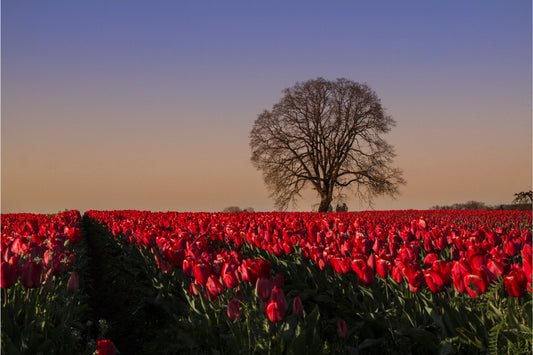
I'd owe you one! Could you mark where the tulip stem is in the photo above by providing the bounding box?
[384,278,389,301]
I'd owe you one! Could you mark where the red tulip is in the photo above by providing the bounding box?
[357,264,375,286]
[452,259,470,293]
[52,253,69,276]
[222,268,240,289]
[402,262,423,292]
[376,257,391,279]
[182,258,193,277]
[193,262,211,286]
[424,269,445,293]
[504,239,522,257]
[350,258,366,275]
[189,281,201,296]
[292,296,304,318]
[97,339,117,355]
[66,227,82,244]
[255,277,273,302]
[1,259,18,289]
[20,260,42,288]
[331,256,346,274]
[269,243,285,257]
[423,253,438,267]
[67,271,79,294]
[486,258,504,280]
[504,269,527,297]
[266,300,284,322]
[241,259,271,286]
[463,274,488,297]
[270,285,288,312]
[227,299,241,321]
[431,260,452,286]
[206,275,224,297]
[337,319,348,339]
[392,264,404,284]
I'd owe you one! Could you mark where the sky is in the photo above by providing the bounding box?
[1,0,531,213]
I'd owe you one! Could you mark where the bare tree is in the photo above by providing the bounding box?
[250,77,406,212]
[513,191,533,204]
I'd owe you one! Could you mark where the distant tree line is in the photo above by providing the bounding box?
[431,191,532,211]
[222,206,255,213]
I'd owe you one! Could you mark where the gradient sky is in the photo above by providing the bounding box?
[2,1,531,213]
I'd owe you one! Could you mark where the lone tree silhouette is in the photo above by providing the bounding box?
[513,190,532,204]
[250,77,405,212]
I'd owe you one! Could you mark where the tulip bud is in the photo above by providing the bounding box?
[1,259,18,289]
[20,260,42,288]
[270,286,288,312]
[206,275,224,298]
[67,271,79,294]
[292,296,304,318]
[227,299,241,321]
[255,277,273,302]
[189,281,201,296]
[337,319,348,339]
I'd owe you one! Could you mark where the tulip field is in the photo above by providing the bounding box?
[1,209,532,354]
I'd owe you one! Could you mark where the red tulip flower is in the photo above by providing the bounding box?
[193,262,211,286]
[504,239,522,257]
[266,300,284,322]
[222,268,240,289]
[241,259,271,286]
[97,339,117,355]
[357,265,375,286]
[182,258,194,277]
[255,277,273,302]
[392,265,404,284]
[270,285,288,312]
[66,227,82,244]
[227,299,241,320]
[504,269,527,297]
[1,259,18,289]
[206,275,224,298]
[67,271,79,294]
[376,257,391,279]
[423,253,438,267]
[431,260,452,286]
[189,281,201,296]
[486,258,504,280]
[337,319,348,339]
[292,296,304,318]
[423,269,445,293]
[464,274,488,297]
[20,260,42,288]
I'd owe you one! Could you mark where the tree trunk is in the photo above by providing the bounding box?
[318,194,332,212]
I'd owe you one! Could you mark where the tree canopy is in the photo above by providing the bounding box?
[250,77,405,212]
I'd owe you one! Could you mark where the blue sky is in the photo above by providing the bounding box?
[2,1,531,212]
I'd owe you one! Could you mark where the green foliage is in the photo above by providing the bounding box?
[1,226,93,354]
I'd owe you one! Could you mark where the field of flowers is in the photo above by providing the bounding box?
[1,209,532,354]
